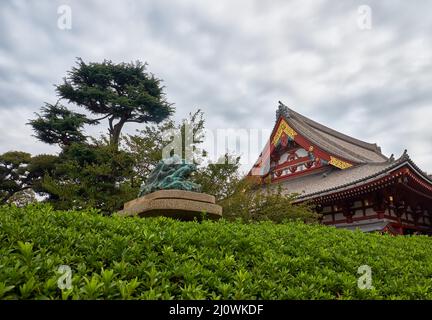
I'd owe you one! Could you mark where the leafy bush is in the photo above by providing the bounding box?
[193,154,242,201]
[41,142,137,213]
[1,204,432,300]
[124,110,242,202]
[220,180,321,223]
[0,152,57,205]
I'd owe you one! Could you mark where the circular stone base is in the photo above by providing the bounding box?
[117,189,222,220]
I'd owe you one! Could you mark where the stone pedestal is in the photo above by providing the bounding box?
[117,189,222,220]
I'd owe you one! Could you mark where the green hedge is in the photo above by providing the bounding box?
[1,204,432,299]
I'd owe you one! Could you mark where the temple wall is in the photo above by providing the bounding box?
[314,192,432,235]
[365,208,375,216]
[353,201,362,208]
[322,206,332,213]
[334,213,344,221]
[322,214,332,223]
[352,210,363,218]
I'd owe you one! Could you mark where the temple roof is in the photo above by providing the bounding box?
[276,152,432,201]
[252,102,432,200]
[277,102,388,164]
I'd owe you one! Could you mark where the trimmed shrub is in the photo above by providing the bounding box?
[1,204,432,300]
[220,180,321,223]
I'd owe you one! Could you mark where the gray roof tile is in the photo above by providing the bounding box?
[280,103,388,163]
[275,152,432,200]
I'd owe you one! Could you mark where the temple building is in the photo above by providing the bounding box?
[249,102,432,235]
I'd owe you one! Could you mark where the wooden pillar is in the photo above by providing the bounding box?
[341,201,354,223]
[373,191,386,219]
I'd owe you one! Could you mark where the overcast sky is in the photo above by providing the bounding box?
[1,0,431,173]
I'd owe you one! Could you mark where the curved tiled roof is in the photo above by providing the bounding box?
[277,152,432,200]
[279,103,388,164]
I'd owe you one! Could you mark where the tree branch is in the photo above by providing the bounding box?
[124,119,146,124]
[91,113,112,122]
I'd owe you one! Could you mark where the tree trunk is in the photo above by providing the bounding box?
[111,119,126,149]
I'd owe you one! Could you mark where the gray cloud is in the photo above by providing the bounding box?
[0,0,431,172]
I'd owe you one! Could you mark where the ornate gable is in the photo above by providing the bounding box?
[264,111,353,182]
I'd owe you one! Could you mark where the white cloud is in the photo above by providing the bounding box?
[0,0,432,174]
